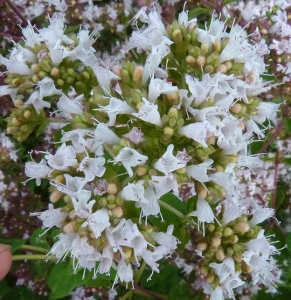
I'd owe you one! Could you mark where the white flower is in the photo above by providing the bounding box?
[61,129,89,153]
[222,204,242,225]
[89,123,121,155]
[196,17,228,47]
[52,174,87,198]
[179,123,208,148]
[83,208,110,239]
[120,181,148,203]
[150,225,178,251]
[154,144,186,175]
[141,246,168,274]
[132,97,163,127]
[135,186,160,220]
[78,156,106,181]
[98,97,136,126]
[57,93,84,115]
[45,143,77,171]
[96,248,113,275]
[25,158,51,186]
[148,78,177,103]
[92,66,120,93]
[186,159,213,183]
[113,147,148,177]
[119,220,148,256]
[71,191,95,219]
[49,232,78,259]
[24,90,51,114]
[0,53,34,76]
[188,198,215,235]
[114,260,133,287]
[210,287,224,300]
[250,102,279,124]
[249,208,274,227]
[31,204,68,228]
[150,174,179,199]
[209,257,244,299]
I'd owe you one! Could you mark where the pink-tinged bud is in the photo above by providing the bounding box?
[197,242,208,251]
[211,236,221,248]
[107,183,118,195]
[215,249,225,261]
[233,222,250,234]
[230,103,242,113]
[50,190,63,203]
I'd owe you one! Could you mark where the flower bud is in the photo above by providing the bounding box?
[111,206,123,218]
[230,103,242,114]
[50,190,63,203]
[211,236,221,248]
[233,222,250,234]
[50,67,60,77]
[23,110,32,119]
[136,166,147,176]
[15,99,24,107]
[107,183,118,195]
[215,248,225,261]
[173,29,183,43]
[63,222,76,233]
[186,55,196,67]
[197,56,206,66]
[197,242,208,251]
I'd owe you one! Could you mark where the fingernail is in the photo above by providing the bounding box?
[0,244,11,253]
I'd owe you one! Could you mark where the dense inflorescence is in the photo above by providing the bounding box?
[0,2,286,300]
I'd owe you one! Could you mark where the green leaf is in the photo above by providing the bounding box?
[30,228,50,250]
[160,193,187,221]
[48,260,115,299]
[188,7,211,19]
[36,119,50,137]
[64,25,80,34]
[6,239,26,254]
[0,280,10,298]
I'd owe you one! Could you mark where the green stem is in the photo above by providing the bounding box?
[158,199,186,219]
[12,254,56,261]
[120,290,133,300]
[135,260,146,283]
[20,245,50,254]
[103,144,116,158]
[134,284,168,300]
[49,118,70,123]
[158,199,194,225]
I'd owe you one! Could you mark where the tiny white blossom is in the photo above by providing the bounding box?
[113,147,148,177]
[132,97,163,127]
[25,158,51,186]
[154,144,186,175]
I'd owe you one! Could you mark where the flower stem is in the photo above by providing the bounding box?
[120,290,133,300]
[103,144,116,158]
[49,118,70,123]
[5,0,28,26]
[135,260,146,283]
[12,254,56,261]
[20,245,50,254]
[158,199,185,219]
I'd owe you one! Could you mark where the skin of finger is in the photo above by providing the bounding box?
[0,248,12,280]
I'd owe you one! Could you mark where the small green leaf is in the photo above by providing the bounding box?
[6,239,26,254]
[30,228,50,250]
[36,119,50,137]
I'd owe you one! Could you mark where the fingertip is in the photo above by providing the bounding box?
[0,244,12,281]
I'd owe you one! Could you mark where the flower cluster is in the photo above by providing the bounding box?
[0,3,284,300]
